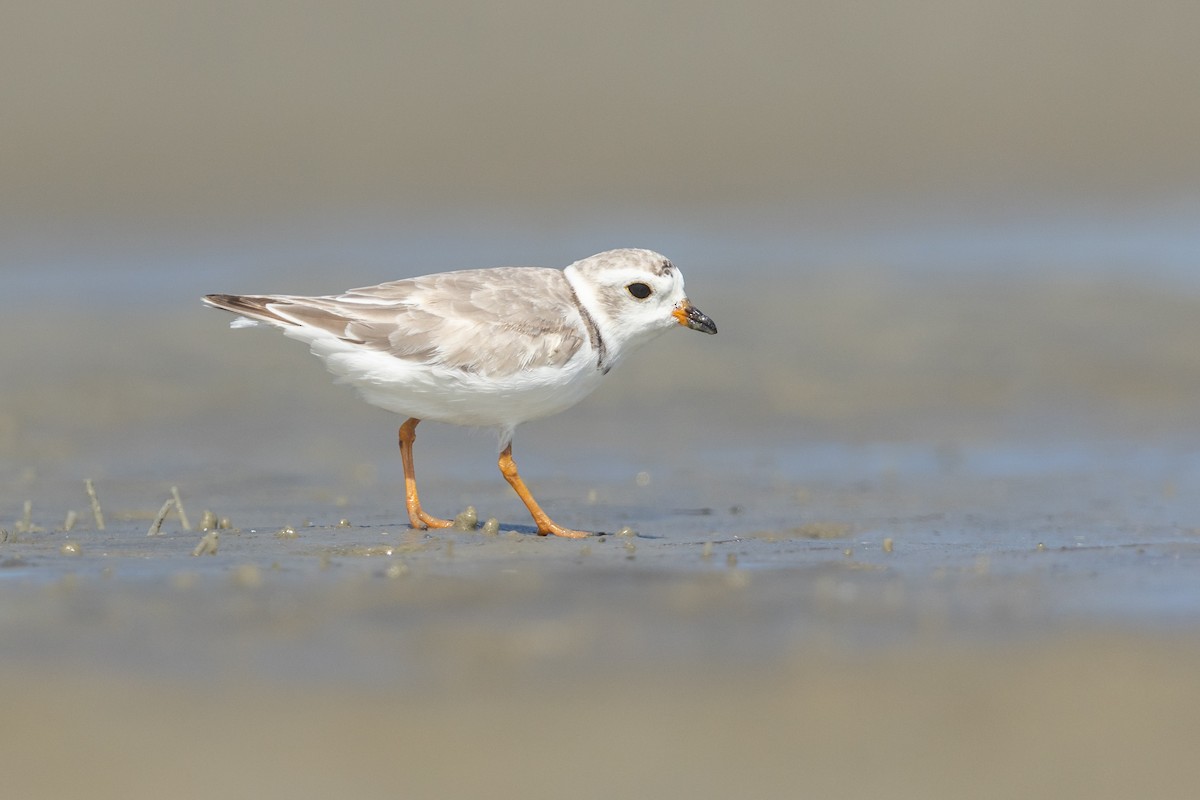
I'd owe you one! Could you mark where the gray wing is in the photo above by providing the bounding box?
[206,267,587,377]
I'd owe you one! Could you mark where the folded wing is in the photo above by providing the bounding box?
[204,267,587,378]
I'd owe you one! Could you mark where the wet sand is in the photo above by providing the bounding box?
[4,272,1200,798]
[5,2,1200,795]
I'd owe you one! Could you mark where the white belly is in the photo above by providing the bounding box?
[291,328,606,430]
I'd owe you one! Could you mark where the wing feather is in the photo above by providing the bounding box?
[210,268,587,377]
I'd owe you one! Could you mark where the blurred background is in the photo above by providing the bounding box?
[2,0,1200,494]
[5,5,1200,799]
[4,0,1200,481]
[3,0,1198,283]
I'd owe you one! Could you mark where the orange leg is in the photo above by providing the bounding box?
[498,442,590,538]
[398,418,453,530]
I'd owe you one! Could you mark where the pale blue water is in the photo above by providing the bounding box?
[4,206,1200,310]
[4,205,1200,638]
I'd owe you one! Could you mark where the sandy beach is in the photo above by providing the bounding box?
[5,2,1200,796]
[5,272,1200,798]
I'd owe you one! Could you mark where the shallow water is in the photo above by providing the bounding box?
[4,260,1200,798]
[6,1,1200,792]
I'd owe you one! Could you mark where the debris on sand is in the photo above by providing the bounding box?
[85,479,105,531]
[148,498,176,537]
[452,506,479,531]
[193,531,220,557]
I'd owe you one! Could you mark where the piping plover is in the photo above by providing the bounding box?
[203,248,717,537]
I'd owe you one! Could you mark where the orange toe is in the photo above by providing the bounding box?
[536,521,592,539]
[411,509,454,530]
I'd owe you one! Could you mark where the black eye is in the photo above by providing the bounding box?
[626,282,652,299]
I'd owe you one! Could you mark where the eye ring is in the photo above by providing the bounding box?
[626,282,652,299]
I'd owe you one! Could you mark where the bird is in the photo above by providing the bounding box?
[203,248,717,537]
